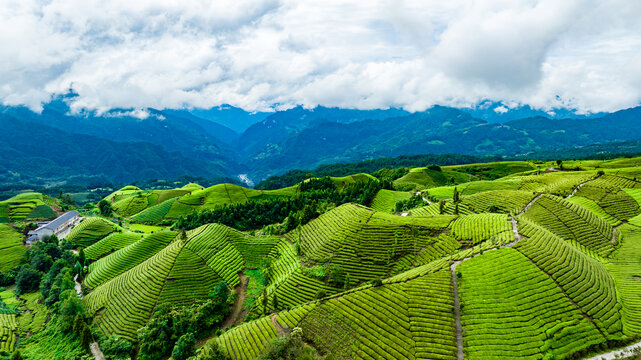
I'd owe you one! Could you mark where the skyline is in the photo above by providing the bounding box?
[2,0,641,115]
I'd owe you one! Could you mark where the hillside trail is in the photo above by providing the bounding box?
[73,274,106,360]
[271,314,288,335]
[518,194,544,216]
[583,341,641,360]
[222,274,250,329]
[73,274,83,298]
[416,191,433,205]
[89,343,106,360]
[567,174,603,199]
[450,216,524,360]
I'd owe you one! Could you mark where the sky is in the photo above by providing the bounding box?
[1,0,641,115]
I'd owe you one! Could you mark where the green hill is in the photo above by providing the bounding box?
[83,224,281,339]
[0,192,57,223]
[105,174,373,224]
[0,224,26,272]
[203,166,641,360]
[6,158,641,359]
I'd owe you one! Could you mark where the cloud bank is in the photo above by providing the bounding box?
[1,0,640,114]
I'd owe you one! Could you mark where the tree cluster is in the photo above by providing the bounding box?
[137,281,232,360]
[176,178,381,231]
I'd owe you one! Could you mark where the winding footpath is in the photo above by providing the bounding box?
[450,216,524,359]
[583,341,641,360]
[74,275,106,360]
[567,174,603,199]
[449,174,617,359]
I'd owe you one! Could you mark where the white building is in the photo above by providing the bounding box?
[26,211,80,244]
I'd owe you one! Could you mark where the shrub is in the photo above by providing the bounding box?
[15,266,41,295]
[172,333,196,360]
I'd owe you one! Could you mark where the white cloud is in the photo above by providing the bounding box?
[1,0,640,114]
[494,106,508,114]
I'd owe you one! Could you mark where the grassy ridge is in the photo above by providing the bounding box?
[0,224,26,273]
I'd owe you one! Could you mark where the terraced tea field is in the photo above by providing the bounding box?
[0,224,26,273]
[68,218,118,247]
[83,223,282,338]
[1,159,635,359]
[107,174,372,223]
[198,166,641,359]
[0,192,57,222]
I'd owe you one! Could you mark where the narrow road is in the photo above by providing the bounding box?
[567,174,602,199]
[518,194,544,216]
[222,275,250,329]
[583,340,641,360]
[450,216,524,360]
[271,314,288,335]
[89,343,106,360]
[417,192,433,205]
[73,274,83,298]
[74,274,105,360]
[450,261,464,360]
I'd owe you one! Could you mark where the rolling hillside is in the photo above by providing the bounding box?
[0,192,58,223]
[104,174,372,223]
[202,164,641,360]
[4,159,641,359]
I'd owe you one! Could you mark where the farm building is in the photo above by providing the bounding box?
[26,211,80,244]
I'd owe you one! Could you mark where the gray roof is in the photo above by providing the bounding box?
[43,211,79,230]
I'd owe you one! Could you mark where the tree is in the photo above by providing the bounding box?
[79,322,93,350]
[98,200,113,217]
[198,340,229,360]
[57,289,84,332]
[10,350,23,360]
[453,187,460,203]
[101,336,135,360]
[15,266,41,294]
[209,281,229,304]
[172,333,196,360]
[556,159,563,169]
[439,200,445,215]
[30,251,53,272]
[77,248,86,267]
[454,203,459,215]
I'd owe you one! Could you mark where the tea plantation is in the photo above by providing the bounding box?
[4,158,641,359]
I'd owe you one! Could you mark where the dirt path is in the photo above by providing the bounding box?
[73,274,83,298]
[222,275,250,329]
[73,274,106,360]
[89,342,106,360]
[271,314,288,335]
[450,216,524,360]
[518,194,544,216]
[583,341,641,360]
[567,174,602,199]
[450,260,464,360]
[417,191,433,205]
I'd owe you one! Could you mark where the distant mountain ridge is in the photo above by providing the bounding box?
[1,99,641,185]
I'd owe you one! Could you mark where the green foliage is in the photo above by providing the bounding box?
[197,340,230,360]
[56,290,84,332]
[0,225,26,273]
[15,267,41,295]
[100,336,135,360]
[137,297,231,360]
[394,194,425,212]
[176,179,381,231]
[258,328,322,360]
[98,199,113,217]
[172,332,196,360]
